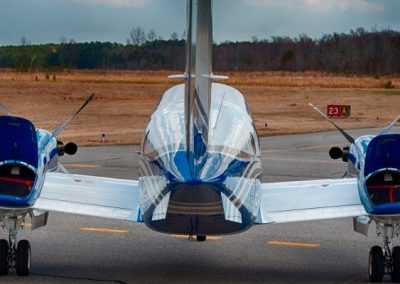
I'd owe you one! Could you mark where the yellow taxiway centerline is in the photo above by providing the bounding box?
[267,240,320,248]
[80,227,129,235]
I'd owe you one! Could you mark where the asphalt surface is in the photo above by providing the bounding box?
[3,128,400,284]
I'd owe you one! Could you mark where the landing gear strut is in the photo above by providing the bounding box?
[369,224,400,283]
[0,218,31,276]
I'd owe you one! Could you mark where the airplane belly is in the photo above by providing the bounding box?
[140,181,257,235]
[138,150,261,235]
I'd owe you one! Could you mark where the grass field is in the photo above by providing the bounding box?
[0,69,399,145]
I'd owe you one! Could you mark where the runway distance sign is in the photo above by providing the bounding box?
[327,105,351,118]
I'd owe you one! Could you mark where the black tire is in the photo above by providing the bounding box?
[16,240,30,276]
[196,235,207,242]
[369,246,385,283]
[0,240,8,276]
[392,246,400,282]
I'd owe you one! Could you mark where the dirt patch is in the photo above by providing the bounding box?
[1,70,399,145]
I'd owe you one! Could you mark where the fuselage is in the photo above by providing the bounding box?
[139,83,263,235]
[0,116,57,209]
[349,134,400,216]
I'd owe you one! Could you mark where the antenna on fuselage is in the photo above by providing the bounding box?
[0,103,12,116]
[52,94,95,138]
[308,103,355,144]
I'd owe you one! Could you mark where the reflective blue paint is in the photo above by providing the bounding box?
[0,118,58,208]
[156,150,249,183]
[364,134,400,177]
[140,83,262,235]
[347,134,400,215]
[0,116,38,169]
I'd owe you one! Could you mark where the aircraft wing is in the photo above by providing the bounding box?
[34,172,141,222]
[256,178,367,224]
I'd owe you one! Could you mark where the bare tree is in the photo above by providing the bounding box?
[170,32,179,41]
[20,36,30,46]
[147,29,157,42]
[60,36,68,45]
[128,27,146,46]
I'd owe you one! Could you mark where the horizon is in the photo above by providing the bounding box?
[0,26,398,47]
[1,0,399,45]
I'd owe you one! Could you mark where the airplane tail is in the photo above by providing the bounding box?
[168,0,228,177]
[184,0,220,176]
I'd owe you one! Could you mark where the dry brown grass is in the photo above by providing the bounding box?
[2,69,399,88]
[0,69,399,145]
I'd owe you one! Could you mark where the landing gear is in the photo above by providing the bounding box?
[15,240,31,276]
[392,247,400,282]
[0,217,31,276]
[0,240,8,275]
[369,246,385,282]
[369,223,400,282]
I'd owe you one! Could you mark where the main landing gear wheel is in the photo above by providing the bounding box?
[369,246,385,282]
[392,246,400,282]
[0,240,9,276]
[15,240,31,276]
[196,235,207,242]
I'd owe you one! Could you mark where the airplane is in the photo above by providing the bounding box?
[0,0,398,282]
[0,95,93,276]
[309,103,400,282]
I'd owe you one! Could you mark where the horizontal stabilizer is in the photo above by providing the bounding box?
[168,74,228,81]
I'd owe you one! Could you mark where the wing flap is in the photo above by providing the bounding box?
[35,173,141,222]
[257,178,367,224]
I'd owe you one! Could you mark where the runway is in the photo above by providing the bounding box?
[3,128,397,284]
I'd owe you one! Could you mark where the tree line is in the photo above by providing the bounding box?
[0,27,399,75]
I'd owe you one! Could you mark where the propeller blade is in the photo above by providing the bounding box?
[309,103,355,144]
[378,114,400,136]
[0,103,11,116]
[52,94,95,138]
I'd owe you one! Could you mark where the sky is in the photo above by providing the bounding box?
[0,0,399,45]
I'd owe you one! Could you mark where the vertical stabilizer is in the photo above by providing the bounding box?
[185,0,213,177]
